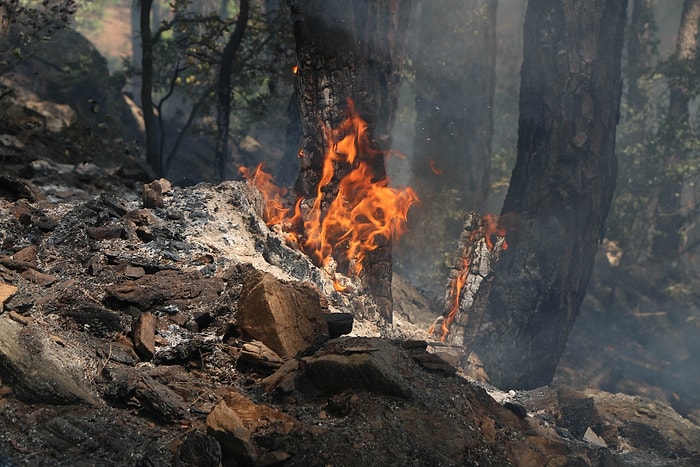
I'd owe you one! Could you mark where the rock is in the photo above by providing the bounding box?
[0,315,97,405]
[266,337,416,399]
[20,268,57,286]
[175,431,222,467]
[557,386,596,439]
[124,264,145,279]
[324,312,353,338]
[302,343,414,398]
[206,389,297,466]
[133,311,157,361]
[206,398,257,467]
[238,340,284,372]
[143,178,172,209]
[585,389,700,460]
[11,244,37,267]
[101,364,188,423]
[0,282,17,313]
[583,427,607,447]
[86,225,126,241]
[237,270,328,359]
[0,174,36,202]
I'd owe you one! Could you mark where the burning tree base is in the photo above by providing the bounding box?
[428,212,507,379]
[240,100,418,324]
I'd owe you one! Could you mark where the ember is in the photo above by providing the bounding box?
[428,214,507,341]
[429,159,443,175]
[241,100,418,282]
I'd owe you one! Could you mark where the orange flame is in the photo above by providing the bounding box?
[239,163,290,226]
[428,214,507,342]
[240,100,418,283]
[429,159,443,175]
[292,64,299,74]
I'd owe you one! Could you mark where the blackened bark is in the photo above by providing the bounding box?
[397,0,497,296]
[140,0,160,176]
[287,0,412,321]
[214,0,250,182]
[469,0,627,389]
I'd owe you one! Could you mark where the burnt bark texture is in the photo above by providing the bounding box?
[397,0,498,296]
[287,0,412,321]
[651,0,700,257]
[469,0,627,389]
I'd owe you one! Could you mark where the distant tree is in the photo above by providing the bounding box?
[214,0,249,181]
[139,0,160,175]
[468,0,628,389]
[396,0,498,296]
[651,0,700,257]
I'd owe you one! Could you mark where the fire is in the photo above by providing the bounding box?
[238,163,290,226]
[241,100,418,282]
[428,214,507,342]
[429,159,443,175]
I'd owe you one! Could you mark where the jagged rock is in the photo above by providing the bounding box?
[132,311,156,361]
[12,244,37,267]
[0,282,17,313]
[206,389,297,467]
[0,316,98,405]
[206,396,256,467]
[586,389,700,462]
[301,337,414,398]
[142,178,172,209]
[237,269,329,359]
[238,340,284,372]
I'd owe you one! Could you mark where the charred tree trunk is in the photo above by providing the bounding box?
[651,0,700,257]
[397,0,497,296]
[214,0,250,182]
[287,0,412,321]
[140,0,160,176]
[466,0,627,389]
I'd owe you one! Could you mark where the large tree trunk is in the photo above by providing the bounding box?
[651,0,700,257]
[467,0,627,389]
[396,0,498,296]
[287,0,412,322]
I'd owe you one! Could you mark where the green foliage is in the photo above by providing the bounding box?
[608,52,700,258]
[128,0,295,175]
[0,0,76,76]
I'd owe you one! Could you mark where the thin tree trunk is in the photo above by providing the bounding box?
[467,0,627,389]
[626,0,656,112]
[287,0,412,322]
[214,0,250,182]
[140,0,160,176]
[652,0,700,256]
